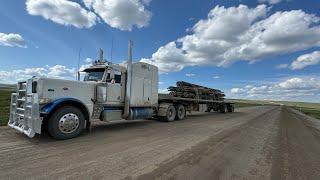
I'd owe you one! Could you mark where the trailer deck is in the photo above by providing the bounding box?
[159,93,226,103]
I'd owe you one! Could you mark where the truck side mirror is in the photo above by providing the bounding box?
[77,71,80,81]
[110,69,115,80]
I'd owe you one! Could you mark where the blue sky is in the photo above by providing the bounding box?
[0,0,320,102]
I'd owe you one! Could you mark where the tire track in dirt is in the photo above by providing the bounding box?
[136,107,280,180]
[271,106,320,180]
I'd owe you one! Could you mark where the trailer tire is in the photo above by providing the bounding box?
[227,104,234,112]
[163,105,176,122]
[48,106,85,140]
[175,104,186,120]
[219,104,226,113]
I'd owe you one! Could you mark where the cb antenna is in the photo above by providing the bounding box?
[110,36,114,63]
[77,48,82,81]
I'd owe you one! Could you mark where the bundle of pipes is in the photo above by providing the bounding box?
[168,81,225,100]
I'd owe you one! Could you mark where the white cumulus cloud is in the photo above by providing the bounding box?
[230,77,320,102]
[26,0,97,28]
[85,58,94,63]
[158,88,169,94]
[258,0,283,4]
[84,0,152,31]
[291,51,320,70]
[185,73,195,77]
[141,5,320,73]
[230,88,242,94]
[0,33,26,48]
[0,65,76,84]
[276,63,288,69]
[47,65,76,78]
[141,42,187,72]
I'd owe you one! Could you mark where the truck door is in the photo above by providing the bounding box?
[106,70,123,104]
[143,78,152,104]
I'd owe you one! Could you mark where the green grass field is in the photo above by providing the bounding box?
[0,87,15,126]
[291,106,320,120]
[231,99,320,120]
[233,102,263,108]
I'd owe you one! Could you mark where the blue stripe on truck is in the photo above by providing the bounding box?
[41,98,86,114]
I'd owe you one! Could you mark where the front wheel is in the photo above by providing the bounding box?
[48,106,85,140]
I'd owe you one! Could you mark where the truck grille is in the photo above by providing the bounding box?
[16,81,27,118]
[8,80,41,138]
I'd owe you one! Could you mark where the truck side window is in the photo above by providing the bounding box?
[108,70,121,84]
[115,74,121,84]
[105,73,111,83]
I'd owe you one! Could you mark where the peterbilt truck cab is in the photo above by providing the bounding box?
[8,48,159,139]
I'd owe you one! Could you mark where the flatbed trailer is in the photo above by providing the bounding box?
[155,93,234,122]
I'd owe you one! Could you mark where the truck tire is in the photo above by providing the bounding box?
[227,104,234,112]
[219,104,226,113]
[175,104,186,120]
[163,105,176,122]
[48,106,85,140]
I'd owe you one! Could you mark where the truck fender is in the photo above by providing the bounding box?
[41,98,90,122]
[157,103,172,117]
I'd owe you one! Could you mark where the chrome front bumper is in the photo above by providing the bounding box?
[8,92,42,138]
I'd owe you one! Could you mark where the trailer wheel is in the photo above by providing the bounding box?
[48,106,85,140]
[219,104,226,113]
[227,104,234,112]
[175,104,186,120]
[163,105,176,122]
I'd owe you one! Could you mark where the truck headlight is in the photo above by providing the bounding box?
[39,98,52,104]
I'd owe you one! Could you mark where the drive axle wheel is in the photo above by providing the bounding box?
[163,105,176,122]
[219,104,227,113]
[48,106,85,140]
[227,104,234,112]
[175,104,186,120]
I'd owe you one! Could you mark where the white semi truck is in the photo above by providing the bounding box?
[8,42,234,140]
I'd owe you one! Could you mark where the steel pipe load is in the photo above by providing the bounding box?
[168,81,225,101]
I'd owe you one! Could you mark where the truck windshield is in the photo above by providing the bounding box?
[83,69,105,82]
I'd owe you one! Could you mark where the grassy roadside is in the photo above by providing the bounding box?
[0,88,15,126]
[273,101,320,120]
[231,99,320,120]
[291,106,320,120]
[233,102,263,108]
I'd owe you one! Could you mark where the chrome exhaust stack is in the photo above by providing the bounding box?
[123,40,133,119]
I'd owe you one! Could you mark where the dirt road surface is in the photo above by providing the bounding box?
[1,106,320,180]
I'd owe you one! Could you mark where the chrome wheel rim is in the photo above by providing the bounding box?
[58,113,79,134]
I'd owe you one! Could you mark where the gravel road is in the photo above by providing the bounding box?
[0,106,320,180]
